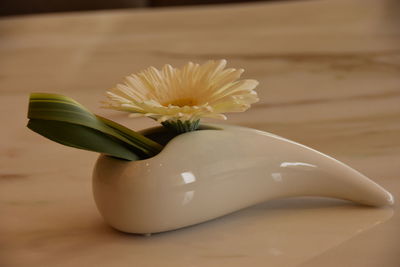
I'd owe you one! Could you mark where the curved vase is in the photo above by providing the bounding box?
[92,124,393,234]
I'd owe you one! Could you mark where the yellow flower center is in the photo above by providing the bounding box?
[165,98,198,107]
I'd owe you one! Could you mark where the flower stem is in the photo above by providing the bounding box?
[161,119,200,133]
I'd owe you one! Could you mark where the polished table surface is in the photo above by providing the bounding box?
[1,0,400,266]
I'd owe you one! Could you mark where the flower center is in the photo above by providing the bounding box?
[165,98,198,107]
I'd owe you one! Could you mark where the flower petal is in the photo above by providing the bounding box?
[103,60,259,123]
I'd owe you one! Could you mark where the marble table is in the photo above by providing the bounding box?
[1,0,399,266]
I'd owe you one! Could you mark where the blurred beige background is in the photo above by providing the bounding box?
[0,0,280,16]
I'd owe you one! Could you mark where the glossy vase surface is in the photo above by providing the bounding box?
[92,124,393,234]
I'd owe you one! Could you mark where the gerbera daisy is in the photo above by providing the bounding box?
[103,59,259,132]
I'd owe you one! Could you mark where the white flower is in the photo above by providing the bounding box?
[103,59,259,124]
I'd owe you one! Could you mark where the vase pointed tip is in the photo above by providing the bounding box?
[368,188,394,207]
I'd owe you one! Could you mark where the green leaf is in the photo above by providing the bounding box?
[97,115,162,155]
[27,93,163,160]
[27,119,141,161]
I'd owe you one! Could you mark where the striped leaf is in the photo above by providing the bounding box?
[27,93,163,161]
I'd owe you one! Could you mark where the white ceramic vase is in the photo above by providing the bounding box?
[92,124,393,234]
